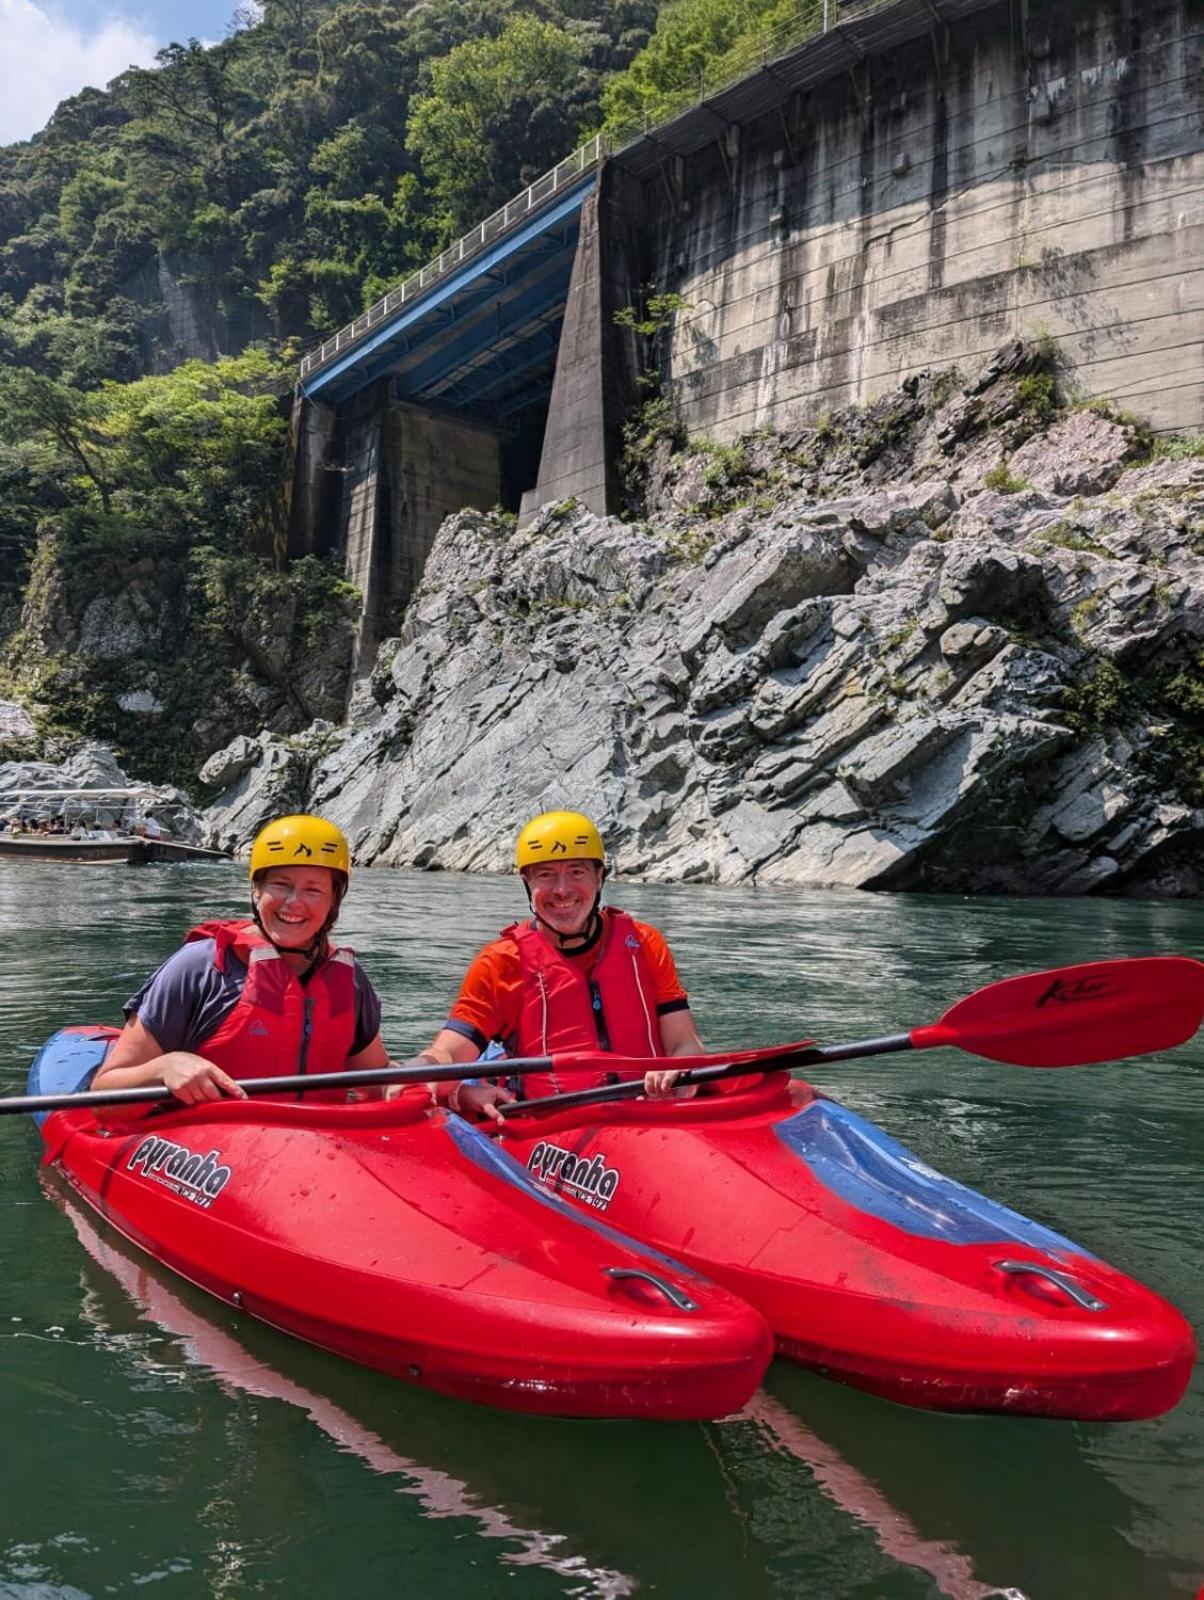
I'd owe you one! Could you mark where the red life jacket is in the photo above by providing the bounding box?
[184,919,359,1101]
[503,910,662,1098]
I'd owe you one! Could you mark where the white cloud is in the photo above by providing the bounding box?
[0,0,159,146]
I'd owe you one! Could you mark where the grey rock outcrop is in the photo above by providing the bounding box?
[0,699,35,744]
[203,352,1204,895]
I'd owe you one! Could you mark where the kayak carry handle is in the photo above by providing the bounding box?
[604,1267,700,1313]
[994,1259,1108,1312]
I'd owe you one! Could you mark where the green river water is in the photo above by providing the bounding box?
[0,862,1201,1599]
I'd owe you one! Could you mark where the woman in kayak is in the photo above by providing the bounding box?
[408,810,702,1122]
[90,813,390,1105]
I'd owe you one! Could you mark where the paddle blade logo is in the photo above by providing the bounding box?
[127,1135,232,1208]
[526,1140,620,1210]
[1035,975,1118,1007]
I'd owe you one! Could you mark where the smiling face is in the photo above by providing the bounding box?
[524,859,604,940]
[253,866,338,949]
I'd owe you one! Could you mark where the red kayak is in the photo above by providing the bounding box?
[30,1028,772,1419]
[498,1074,1196,1420]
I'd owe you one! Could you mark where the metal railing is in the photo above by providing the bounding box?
[299,0,890,383]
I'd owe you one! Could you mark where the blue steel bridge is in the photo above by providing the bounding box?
[298,137,603,428]
[292,0,1011,667]
[296,0,990,441]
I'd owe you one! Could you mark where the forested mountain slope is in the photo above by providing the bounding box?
[0,0,667,781]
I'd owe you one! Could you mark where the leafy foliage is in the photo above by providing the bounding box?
[1064,652,1204,807]
[0,1,652,354]
[603,0,833,135]
[0,349,288,531]
[409,15,596,234]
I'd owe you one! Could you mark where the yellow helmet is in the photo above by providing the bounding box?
[249,814,351,881]
[516,810,606,871]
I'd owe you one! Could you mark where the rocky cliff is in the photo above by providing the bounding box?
[2,534,357,788]
[204,346,1204,896]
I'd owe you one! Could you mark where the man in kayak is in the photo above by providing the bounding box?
[91,813,390,1104]
[409,810,702,1122]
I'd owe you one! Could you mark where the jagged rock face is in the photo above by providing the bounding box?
[203,360,1204,896]
[0,700,34,744]
[6,539,354,787]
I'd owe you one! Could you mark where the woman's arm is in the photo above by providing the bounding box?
[92,1015,246,1104]
[343,1031,390,1100]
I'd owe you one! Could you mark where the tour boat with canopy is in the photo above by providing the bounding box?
[0,787,228,863]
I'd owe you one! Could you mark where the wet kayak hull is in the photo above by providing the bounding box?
[499,1076,1196,1420]
[30,1028,773,1419]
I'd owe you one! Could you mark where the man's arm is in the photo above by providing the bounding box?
[660,1008,704,1054]
[644,1005,704,1096]
[405,1028,515,1122]
[415,1028,482,1066]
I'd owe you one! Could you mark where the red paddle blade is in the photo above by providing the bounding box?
[550,1039,817,1077]
[911,956,1204,1067]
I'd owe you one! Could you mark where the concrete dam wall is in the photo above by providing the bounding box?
[654,0,1203,442]
[294,0,1204,667]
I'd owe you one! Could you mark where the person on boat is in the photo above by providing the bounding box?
[408,810,703,1123]
[90,813,390,1105]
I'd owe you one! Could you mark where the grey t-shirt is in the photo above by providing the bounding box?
[125,938,382,1057]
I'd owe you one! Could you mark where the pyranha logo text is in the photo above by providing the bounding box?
[526,1141,620,1210]
[127,1135,232,1207]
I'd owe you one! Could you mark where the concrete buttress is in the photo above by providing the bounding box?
[519,164,647,523]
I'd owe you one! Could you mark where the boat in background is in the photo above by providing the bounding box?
[0,833,231,864]
[0,833,138,864]
[0,785,229,864]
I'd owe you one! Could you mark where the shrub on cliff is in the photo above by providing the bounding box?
[603,0,878,136]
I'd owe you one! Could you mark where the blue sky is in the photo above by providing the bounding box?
[66,0,239,44]
[1,0,251,146]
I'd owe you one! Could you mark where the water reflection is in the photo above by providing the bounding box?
[49,1175,1027,1600]
[56,1179,636,1599]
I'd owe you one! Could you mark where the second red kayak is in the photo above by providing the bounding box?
[498,1074,1196,1420]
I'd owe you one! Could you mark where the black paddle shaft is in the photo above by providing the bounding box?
[3,1036,915,1118]
[0,1055,560,1116]
[504,1034,914,1117]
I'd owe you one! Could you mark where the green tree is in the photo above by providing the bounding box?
[602,0,822,133]
[0,367,117,511]
[0,349,289,535]
[0,291,144,387]
[122,39,251,179]
[408,14,596,234]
